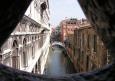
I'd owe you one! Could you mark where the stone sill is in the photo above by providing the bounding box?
[0,62,113,81]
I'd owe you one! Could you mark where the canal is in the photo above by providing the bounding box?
[45,46,76,76]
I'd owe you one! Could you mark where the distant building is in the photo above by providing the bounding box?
[50,26,61,43]
[60,18,80,42]
[60,18,89,48]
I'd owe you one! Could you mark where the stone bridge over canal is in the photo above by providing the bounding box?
[51,42,65,48]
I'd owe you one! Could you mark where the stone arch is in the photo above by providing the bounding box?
[32,36,35,59]
[35,36,37,40]
[22,38,28,67]
[32,36,34,41]
[23,38,27,46]
[12,40,18,47]
[40,2,47,18]
[12,40,19,69]
[23,38,27,52]
[29,24,32,32]
[40,2,47,11]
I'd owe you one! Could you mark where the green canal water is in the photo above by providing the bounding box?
[44,46,76,76]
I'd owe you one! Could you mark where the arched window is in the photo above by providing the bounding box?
[40,2,47,19]
[12,40,19,69]
[22,38,28,67]
[22,51,27,67]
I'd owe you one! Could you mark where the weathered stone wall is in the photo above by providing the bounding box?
[78,0,115,61]
[73,25,109,72]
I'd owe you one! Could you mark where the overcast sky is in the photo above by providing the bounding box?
[49,0,86,27]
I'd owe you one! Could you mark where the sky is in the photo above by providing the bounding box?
[49,0,86,27]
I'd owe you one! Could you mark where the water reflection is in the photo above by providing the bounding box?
[45,46,76,75]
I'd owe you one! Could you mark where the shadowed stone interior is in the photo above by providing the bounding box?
[0,0,115,81]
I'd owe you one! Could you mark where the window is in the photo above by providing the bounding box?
[34,1,37,8]
[12,55,18,69]
[87,35,90,49]
[86,56,89,71]
[82,33,84,48]
[93,35,97,52]
[12,40,19,69]
[23,39,28,67]
[23,52,27,67]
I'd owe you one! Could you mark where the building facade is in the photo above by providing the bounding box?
[60,18,86,63]
[72,22,111,72]
[0,0,50,74]
[60,18,111,73]
[60,18,80,42]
